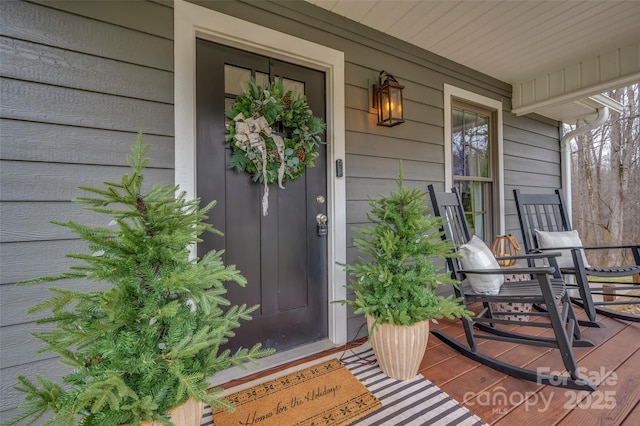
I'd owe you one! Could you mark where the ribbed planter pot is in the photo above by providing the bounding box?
[131,398,204,426]
[367,315,430,381]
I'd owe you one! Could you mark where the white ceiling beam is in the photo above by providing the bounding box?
[512,41,640,117]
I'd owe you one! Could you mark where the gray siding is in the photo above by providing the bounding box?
[503,112,562,239]
[0,0,562,418]
[0,0,174,419]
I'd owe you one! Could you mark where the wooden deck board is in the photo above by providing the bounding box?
[489,319,638,425]
[559,347,640,424]
[474,314,640,426]
[621,399,640,425]
[474,312,624,424]
[469,319,620,424]
[217,309,640,425]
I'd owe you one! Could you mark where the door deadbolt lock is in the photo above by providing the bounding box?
[316,213,328,237]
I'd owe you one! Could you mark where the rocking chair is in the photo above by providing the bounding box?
[428,185,596,391]
[514,189,640,325]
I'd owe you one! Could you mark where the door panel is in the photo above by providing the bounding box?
[195,39,328,352]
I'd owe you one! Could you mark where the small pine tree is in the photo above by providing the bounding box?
[339,164,471,327]
[5,134,274,426]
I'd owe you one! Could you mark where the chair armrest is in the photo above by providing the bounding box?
[582,244,640,251]
[533,246,583,251]
[531,246,639,268]
[462,266,555,275]
[533,245,639,251]
[495,252,562,261]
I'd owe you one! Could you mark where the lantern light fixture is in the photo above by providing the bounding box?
[373,70,405,127]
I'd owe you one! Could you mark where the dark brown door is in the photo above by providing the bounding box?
[195,39,328,353]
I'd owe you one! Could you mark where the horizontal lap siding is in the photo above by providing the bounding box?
[1,79,174,134]
[503,112,562,242]
[0,0,174,418]
[0,120,174,167]
[1,1,173,70]
[1,37,173,103]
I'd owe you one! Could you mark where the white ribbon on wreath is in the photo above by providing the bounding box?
[232,113,286,216]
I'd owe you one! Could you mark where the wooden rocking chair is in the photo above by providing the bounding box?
[514,189,640,325]
[428,185,596,391]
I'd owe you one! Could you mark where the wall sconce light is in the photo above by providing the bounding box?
[373,70,405,127]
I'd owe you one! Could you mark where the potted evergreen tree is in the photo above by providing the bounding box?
[5,135,273,426]
[338,165,470,380]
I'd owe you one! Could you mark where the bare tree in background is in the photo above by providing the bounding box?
[570,83,640,265]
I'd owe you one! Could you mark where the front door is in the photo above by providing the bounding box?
[195,39,328,353]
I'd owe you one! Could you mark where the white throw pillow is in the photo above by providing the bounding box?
[459,235,504,295]
[534,229,590,269]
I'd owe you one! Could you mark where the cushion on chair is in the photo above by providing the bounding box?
[534,229,591,269]
[459,235,504,295]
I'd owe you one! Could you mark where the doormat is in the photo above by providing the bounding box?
[211,358,381,425]
[200,343,487,426]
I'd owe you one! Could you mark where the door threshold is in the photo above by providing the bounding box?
[208,339,340,387]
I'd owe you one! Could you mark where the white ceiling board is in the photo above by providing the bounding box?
[306,0,640,85]
[357,1,420,33]
[395,2,460,42]
[305,0,640,122]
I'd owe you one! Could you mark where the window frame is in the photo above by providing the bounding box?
[444,84,505,237]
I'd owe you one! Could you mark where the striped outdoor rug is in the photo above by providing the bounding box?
[201,343,487,425]
[342,344,487,426]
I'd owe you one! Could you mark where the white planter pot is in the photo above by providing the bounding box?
[132,398,204,426]
[367,315,430,381]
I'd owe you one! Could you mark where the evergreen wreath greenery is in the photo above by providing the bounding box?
[5,134,274,426]
[225,78,325,185]
[337,164,471,329]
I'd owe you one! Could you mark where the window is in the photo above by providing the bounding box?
[444,85,504,242]
[452,102,495,240]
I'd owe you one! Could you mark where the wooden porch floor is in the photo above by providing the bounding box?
[221,308,640,425]
[420,308,640,425]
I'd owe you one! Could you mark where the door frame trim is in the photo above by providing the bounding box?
[174,0,347,349]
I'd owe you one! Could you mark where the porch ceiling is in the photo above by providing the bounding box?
[305,0,640,123]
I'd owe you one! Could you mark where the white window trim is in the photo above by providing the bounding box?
[174,0,347,348]
[444,84,505,234]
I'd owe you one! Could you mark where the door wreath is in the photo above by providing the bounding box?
[225,78,325,215]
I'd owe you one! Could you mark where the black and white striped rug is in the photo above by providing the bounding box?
[202,343,487,425]
[341,344,487,426]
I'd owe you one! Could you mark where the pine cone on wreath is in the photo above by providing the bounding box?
[297,148,306,162]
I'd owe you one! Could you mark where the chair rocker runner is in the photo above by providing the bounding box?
[514,189,640,325]
[428,186,596,391]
